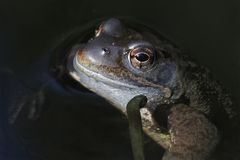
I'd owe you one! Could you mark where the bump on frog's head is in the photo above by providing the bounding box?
[69,18,182,111]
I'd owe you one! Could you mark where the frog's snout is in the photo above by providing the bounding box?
[96,18,126,38]
[76,44,121,68]
[75,18,126,68]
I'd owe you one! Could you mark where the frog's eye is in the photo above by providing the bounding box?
[95,19,126,37]
[129,47,154,69]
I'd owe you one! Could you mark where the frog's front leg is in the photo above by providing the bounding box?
[141,104,219,160]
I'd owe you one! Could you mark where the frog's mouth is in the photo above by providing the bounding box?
[69,54,168,112]
[70,55,142,111]
[73,56,140,90]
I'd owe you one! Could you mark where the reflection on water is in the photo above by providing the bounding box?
[0,69,164,160]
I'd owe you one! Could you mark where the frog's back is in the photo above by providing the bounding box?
[182,62,239,126]
[179,59,240,159]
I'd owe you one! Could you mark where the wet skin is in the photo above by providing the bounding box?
[67,18,240,160]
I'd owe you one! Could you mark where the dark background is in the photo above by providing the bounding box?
[0,0,239,160]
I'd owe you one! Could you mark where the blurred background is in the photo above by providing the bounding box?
[0,0,239,160]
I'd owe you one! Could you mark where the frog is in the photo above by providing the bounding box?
[65,18,240,160]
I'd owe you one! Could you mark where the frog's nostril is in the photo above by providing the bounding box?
[102,48,110,55]
[101,18,126,37]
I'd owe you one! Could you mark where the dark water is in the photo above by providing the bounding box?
[0,0,240,160]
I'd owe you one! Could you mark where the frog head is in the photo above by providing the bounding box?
[68,18,183,112]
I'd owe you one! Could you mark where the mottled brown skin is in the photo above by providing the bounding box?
[144,104,219,160]
[69,18,240,160]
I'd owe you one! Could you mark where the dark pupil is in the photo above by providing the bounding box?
[135,52,149,62]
